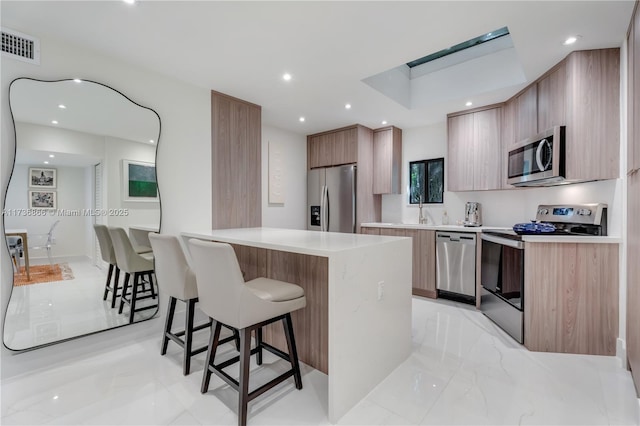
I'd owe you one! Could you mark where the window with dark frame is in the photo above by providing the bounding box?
[409,157,444,204]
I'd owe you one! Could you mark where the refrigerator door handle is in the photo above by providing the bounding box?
[320,185,326,232]
[325,185,330,232]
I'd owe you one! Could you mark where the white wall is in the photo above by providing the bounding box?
[5,164,89,261]
[1,33,211,367]
[104,136,159,229]
[261,125,307,230]
[382,121,622,236]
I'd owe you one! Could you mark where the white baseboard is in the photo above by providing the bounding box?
[617,338,628,369]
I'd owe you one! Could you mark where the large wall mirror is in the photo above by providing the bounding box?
[3,78,161,351]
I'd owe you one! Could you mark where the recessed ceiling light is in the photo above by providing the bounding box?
[283,73,292,81]
[44,161,49,164]
[465,101,473,107]
[49,154,55,158]
[149,139,154,144]
[58,104,66,109]
[51,120,58,124]
[563,36,579,46]
[299,117,305,122]
[382,120,387,125]
[345,103,352,109]
[73,79,82,83]
[123,0,136,4]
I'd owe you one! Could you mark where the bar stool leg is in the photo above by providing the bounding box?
[103,264,114,300]
[111,267,121,309]
[283,313,303,390]
[183,298,196,375]
[129,272,140,324]
[148,272,157,299]
[256,327,263,365]
[238,327,252,426]
[161,297,177,355]
[202,321,222,394]
[119,273,130,314]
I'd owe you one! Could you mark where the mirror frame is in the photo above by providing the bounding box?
[2,77,162,352]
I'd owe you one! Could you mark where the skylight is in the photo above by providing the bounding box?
[406,27,510,68]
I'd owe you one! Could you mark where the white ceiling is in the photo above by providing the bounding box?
[1,1,635,135]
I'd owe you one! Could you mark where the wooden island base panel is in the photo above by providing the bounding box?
[182,228,412,423]
[231,244,329,374]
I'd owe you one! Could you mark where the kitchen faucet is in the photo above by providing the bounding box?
[418,198,427,224]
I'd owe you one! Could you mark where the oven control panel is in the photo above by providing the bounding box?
[535,203,607,225]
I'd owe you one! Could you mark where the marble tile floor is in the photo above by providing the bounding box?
[1,297,638,425]
[4,258,158,350]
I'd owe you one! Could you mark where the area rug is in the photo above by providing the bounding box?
[13,263,74,286]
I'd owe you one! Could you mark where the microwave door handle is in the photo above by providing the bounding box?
[536,139,546,171]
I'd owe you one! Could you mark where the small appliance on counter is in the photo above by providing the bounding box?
[463,202,482,226]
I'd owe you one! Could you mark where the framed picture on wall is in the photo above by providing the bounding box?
[122,159,158,202]
[29,190,57,209]
[29,168,57,189]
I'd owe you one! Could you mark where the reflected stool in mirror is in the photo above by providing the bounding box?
[109,227,158,324]
[6,236,23,273]
[149,233,239,375]
[188,239,306,426]
[93,225,121,308]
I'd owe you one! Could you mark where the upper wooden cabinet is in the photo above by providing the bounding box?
[564,49,620,181]
[447,106,502,191]
[537,61,567,132]
[307,126,357,169]
[514,84,538,143]
[373,126,402,194]
[629,6,640,174]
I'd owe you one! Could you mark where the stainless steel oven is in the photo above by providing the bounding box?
[480,232,524,343]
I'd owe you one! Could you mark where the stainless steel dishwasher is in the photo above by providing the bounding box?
[436,232,476,300]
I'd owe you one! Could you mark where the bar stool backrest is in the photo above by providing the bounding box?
[109,227,152,274]
[93,224,117,265]
[148,233,198,301]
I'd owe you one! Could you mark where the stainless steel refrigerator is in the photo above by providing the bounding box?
[307,164,356,233]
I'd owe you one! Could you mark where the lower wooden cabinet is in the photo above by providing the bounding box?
[524,242,619,356]
[374,227,437,298]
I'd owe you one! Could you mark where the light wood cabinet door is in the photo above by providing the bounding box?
[524,242,618,356]
[628,172,640,394]
[565,49,620,181]
[360,227,380,235]
[447,113,475,191]
[501,99,516,189]
[633,7,640,171]
[405,229,436,298]
[537,62,567,132]
[378,228,406,238]
[307,135,323,169]
[373,126,402,194]
[514,84,538,142]
[332,127,358,166]
[473,108,502,190]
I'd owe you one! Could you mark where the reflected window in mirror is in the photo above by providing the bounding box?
[3,78,161,351]
[409,158,444,205]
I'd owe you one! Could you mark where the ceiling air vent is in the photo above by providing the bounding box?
[1,27,40,65]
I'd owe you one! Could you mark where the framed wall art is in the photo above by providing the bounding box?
[29,190,57,209]
[29,168,57,189]
[122,160,158,202]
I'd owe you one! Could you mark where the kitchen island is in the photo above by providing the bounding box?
[181,227,412,423]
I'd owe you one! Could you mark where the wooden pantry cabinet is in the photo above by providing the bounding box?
[307,126,357,169]
[447,106,502,191]
[524,242,619,356]
[373,126,402,195]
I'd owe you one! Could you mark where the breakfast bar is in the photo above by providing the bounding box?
[182,227,412,422]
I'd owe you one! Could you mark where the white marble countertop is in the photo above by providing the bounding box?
[361,222,511,233]
[521,235,621,244]
[182,227,409,257]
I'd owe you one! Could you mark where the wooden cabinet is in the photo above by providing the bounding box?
[524,242,619,356]
[628,2,640,397]
[565,48,620,181]
[211,90,261,229]
[537,62,567,132]
[307,126,357,169]
[405,229,437,298]
[373,126,402,194]
[368,226,436,298]
[514,84,537,143]
[447,106,502,191]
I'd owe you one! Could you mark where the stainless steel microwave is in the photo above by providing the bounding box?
[507,126,565,187]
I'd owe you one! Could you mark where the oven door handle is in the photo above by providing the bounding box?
[481,233,524,249]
